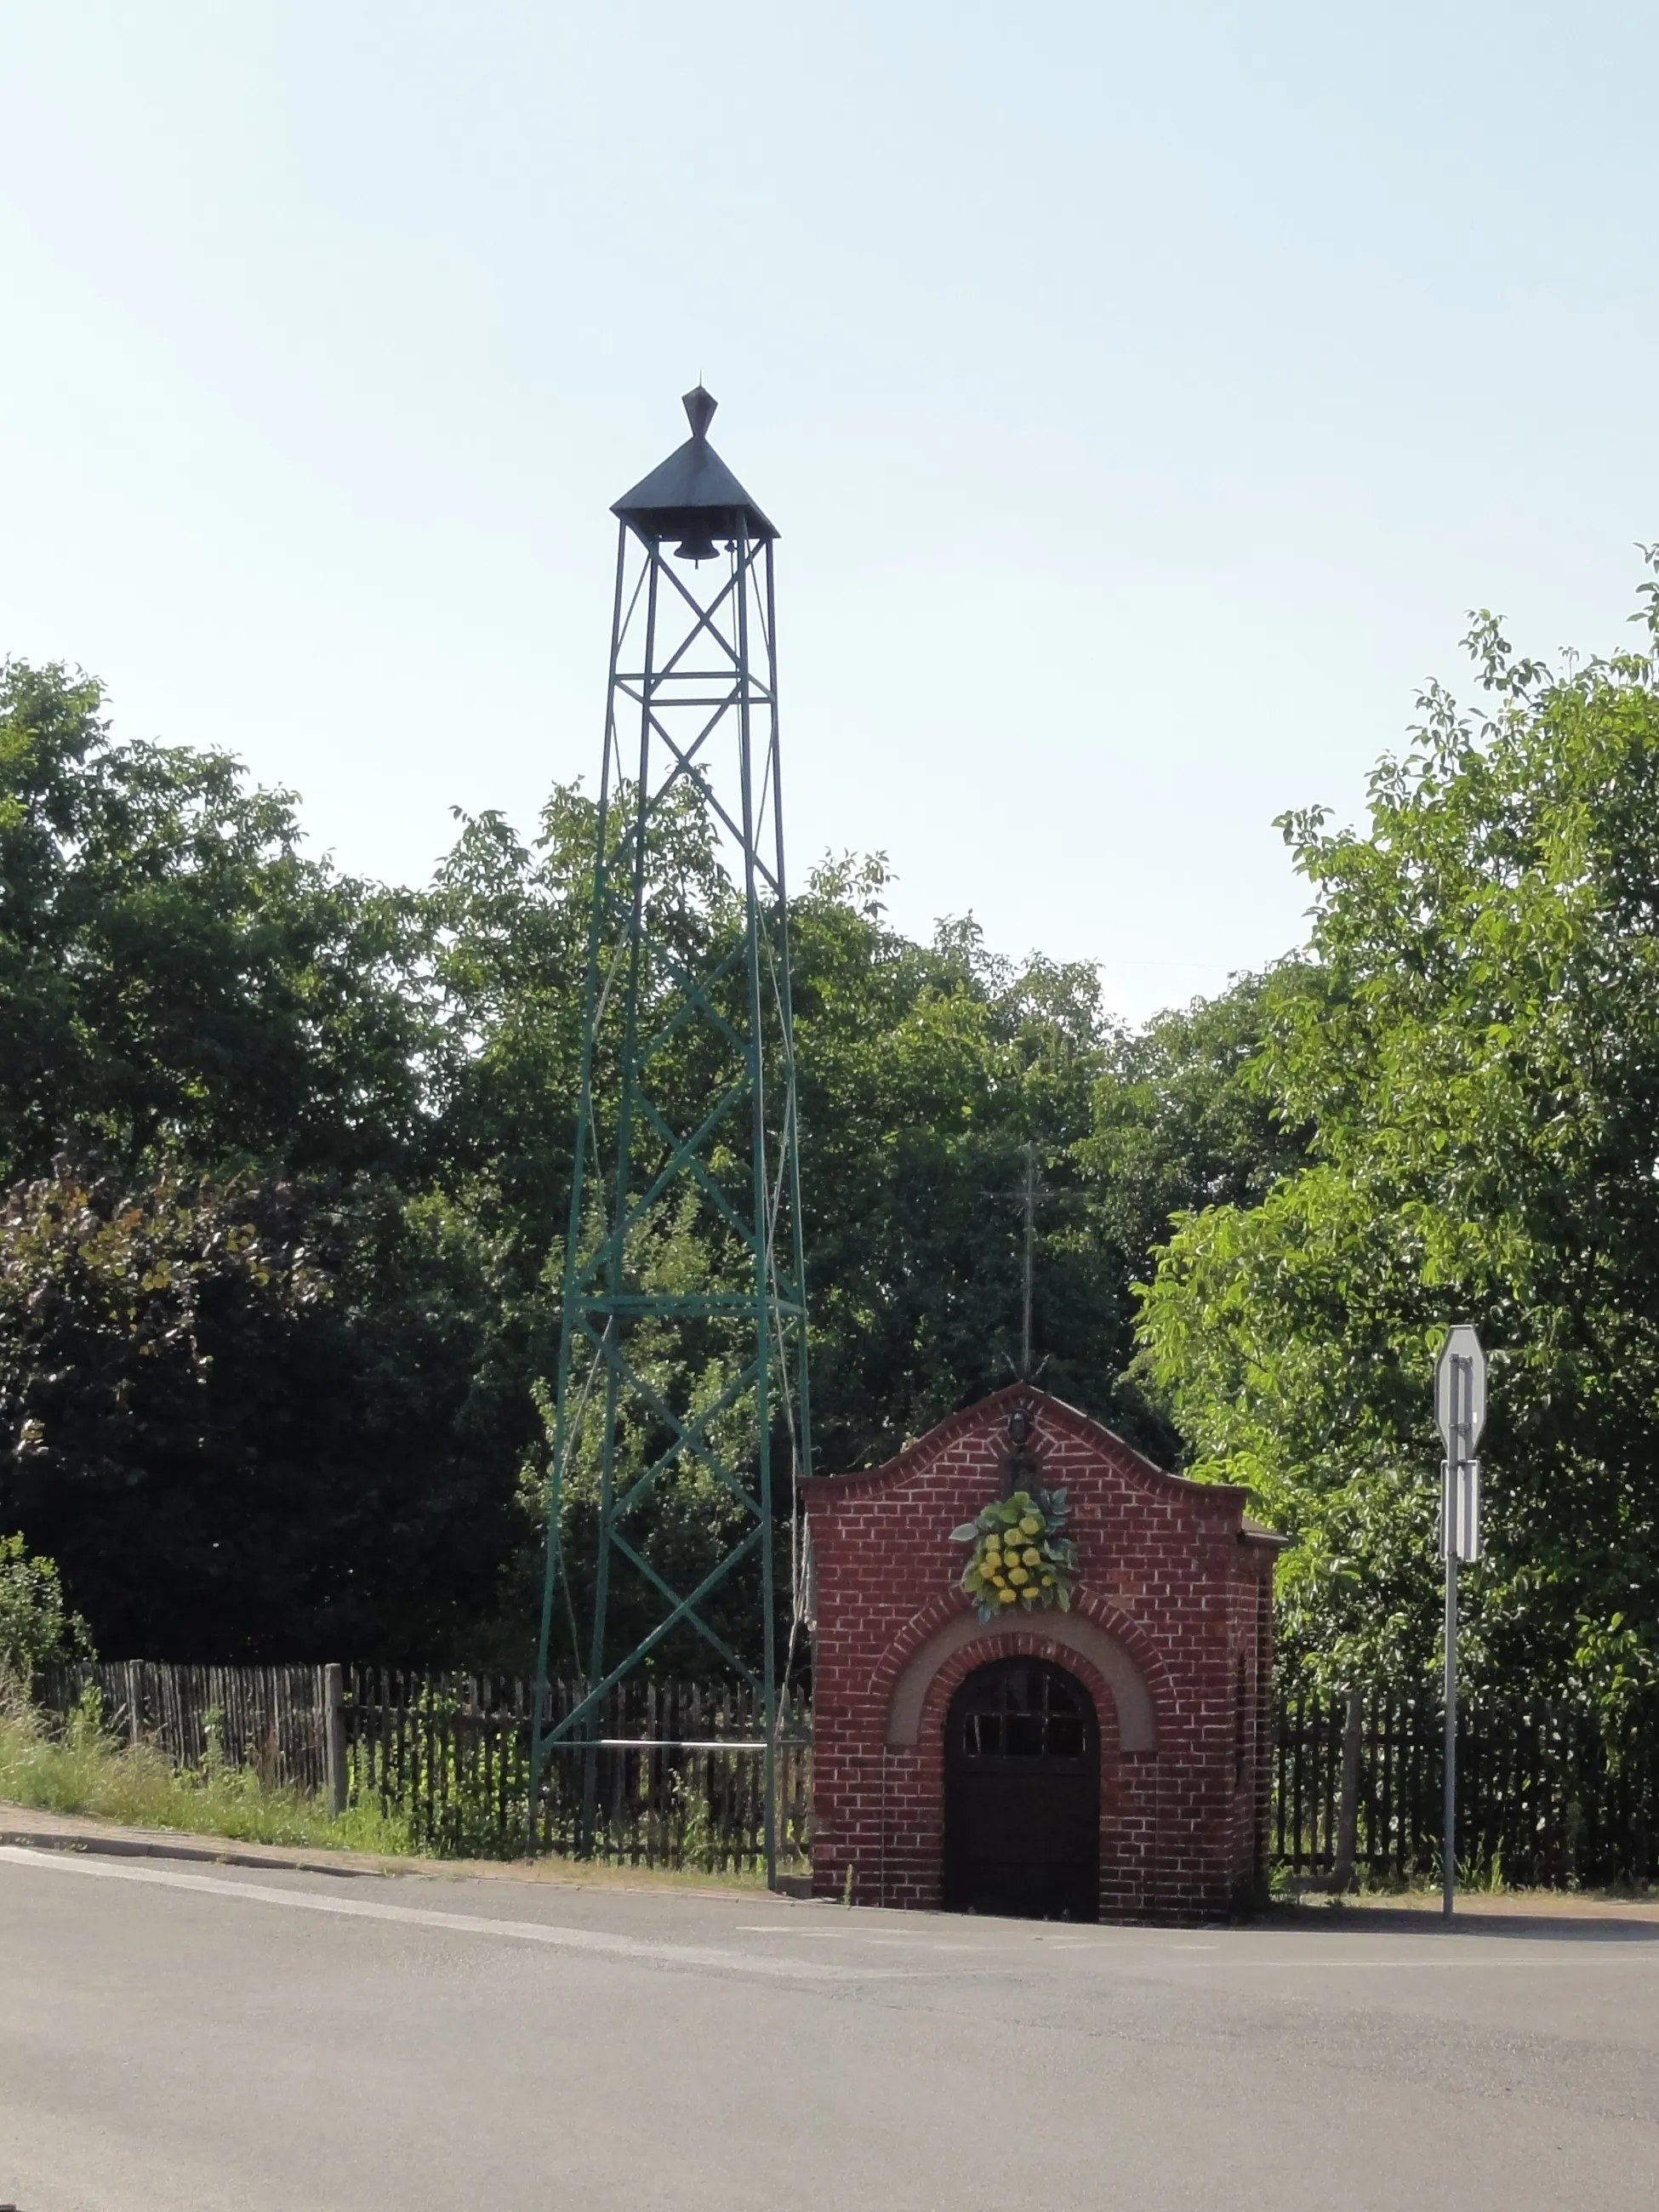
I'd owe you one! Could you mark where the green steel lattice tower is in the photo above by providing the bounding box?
[529,388,812,1882]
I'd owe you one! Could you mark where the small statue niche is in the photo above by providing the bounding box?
[997,1403,1043,1500]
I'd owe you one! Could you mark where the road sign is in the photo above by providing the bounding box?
[1434,1325,1485,1457]
[1443,1457,1481,1565]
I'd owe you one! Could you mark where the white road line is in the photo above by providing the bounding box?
[19,1853,1644,1980]
[0,1847,909,1985]
[733,1924,849,1936]
[1050,1946,1659,1967]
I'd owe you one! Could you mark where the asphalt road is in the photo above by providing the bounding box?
[3,1844,1656,2212]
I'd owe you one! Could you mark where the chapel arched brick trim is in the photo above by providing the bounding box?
[873,1592,1172,1752]
[915,1628,1122,1753]
[867,1591,970,1707]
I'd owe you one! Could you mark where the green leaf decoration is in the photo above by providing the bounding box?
[947,1483,1077,1620]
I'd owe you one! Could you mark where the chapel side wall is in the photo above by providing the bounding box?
[1146,1543,1276,1919]
[1248,1557,1277,1898]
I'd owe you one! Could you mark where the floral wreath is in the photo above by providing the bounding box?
[950,1487,1078,1621]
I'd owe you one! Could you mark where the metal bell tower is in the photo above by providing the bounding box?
[530,387,812,1880]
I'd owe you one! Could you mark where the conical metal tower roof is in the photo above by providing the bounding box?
[612,385,778,544]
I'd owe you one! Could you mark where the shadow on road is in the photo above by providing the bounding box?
[1260,1900,1659,1944]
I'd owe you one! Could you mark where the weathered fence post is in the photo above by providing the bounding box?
[1331,1688,1365,1891]
[322,1663,347,1819]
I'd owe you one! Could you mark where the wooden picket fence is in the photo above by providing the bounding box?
[346,1670,812,1869]
[35,1661,812,1873]
[37,1659,333,1793]
[32,1664,1657,1887]
[1274,1690,1659,1888]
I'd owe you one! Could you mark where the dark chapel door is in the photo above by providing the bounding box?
[943,1658,1100,1922]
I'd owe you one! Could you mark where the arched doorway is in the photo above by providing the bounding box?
[943,1657,1100,1921]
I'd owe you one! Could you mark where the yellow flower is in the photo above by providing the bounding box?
[1009,1565,1029,1587]
[1023,1547,1041,1567]
[1019,1516,1040,1536]
[998,1588,1018,1605]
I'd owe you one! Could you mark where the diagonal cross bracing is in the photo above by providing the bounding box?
[531,499,813,1889]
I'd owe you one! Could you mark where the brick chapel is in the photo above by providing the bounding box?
[802,1385,1283,1922]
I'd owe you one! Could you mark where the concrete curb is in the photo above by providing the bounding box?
[0,1825,386,1878]
[0,1811,818,1899]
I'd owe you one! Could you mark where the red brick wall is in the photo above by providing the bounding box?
[803,1385,1280,1922]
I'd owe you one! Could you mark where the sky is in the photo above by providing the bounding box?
[2,1,1656,1024]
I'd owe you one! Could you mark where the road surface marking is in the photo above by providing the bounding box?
[734,1926,995,1950]
[0,1846,911,1984]
[734,1924,851,1936]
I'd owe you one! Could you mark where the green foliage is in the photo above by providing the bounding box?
[1137,561,1659,1718]
[0,1532,90,1680]
[525,1191,762,1675]
[0,1687,410,1852]
[1082,972,1308,1262]
[1078,972,1309,1462]
[25,559,1659,1730]
[790,864,1133,1468]
[438,824,1163,1672]
[0,1161,520,1660]
[0,659,430,1187]
[0,656,1366,1679]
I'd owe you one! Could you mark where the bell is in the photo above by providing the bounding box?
[673,533,721,565]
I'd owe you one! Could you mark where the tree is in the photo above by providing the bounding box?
[0,661,538,1662]
[0,657,1313,1672]
[0,1532,90,1681]
[1137,563,1659,1718]
[1077,972,1309,1462]
[0,1162,520,1660]
[0,659,430,1187]
[430,817,1152,1670]
[787,864,1129,1469]
[1082,973,1308,1262]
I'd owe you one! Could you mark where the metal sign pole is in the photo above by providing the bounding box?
[1434,1326,1485,1924]
[1443,1536,1457,1920]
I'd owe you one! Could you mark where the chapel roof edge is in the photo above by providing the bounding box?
[800,1382,1256,1514]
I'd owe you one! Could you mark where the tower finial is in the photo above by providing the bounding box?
[682,384,717,439]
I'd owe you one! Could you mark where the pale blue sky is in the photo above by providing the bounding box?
[3,3,1655,1022]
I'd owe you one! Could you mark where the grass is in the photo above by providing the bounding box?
[0,1681,413,1856]
[1270,1856,1658,1913]
[0,1683,807,1887]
